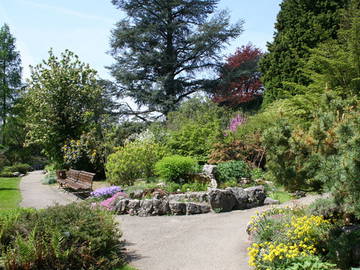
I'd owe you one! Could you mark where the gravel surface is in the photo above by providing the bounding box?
[20,170,79,209]
[117,194,325,270]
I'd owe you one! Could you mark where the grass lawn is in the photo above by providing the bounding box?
[116,265,137,270]
[0,177,21,210]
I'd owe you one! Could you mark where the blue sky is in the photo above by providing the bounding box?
[0,0,282,79]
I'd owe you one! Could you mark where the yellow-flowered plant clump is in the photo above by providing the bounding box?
[248,213,331,269]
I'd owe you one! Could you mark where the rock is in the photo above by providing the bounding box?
[202,164,218,188]
[264,197,280,205]
[157,182,165,187]
[114,199,129,214]
[169,202,187,215]
[129,189,144,199]
[292,190,306,198]
[244,186,266,208]
[19,174,25,177]
[186,202,210,215]
[225,187,248,210]
[152,199,170,215]
[138,199,154,217]
[208,189,236,212]
[12,172,21,177]
[127,199,141,215]
[168,192,209,203]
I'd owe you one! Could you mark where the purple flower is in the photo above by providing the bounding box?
[90,186,123,198]
[228,114,247,132]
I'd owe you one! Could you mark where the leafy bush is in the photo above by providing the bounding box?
[166,98,230,162]
[251,168,265,180]
[154,155,199,183]
[214,160,250,183]
[4,163,32,174]
[0,204,124,270]
[106,140,167,186]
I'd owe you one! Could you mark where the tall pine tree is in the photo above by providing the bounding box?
[0,24,22,144]
[109,0,242,117]
[260,0,348,105]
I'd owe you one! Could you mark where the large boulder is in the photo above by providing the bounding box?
[264,197,280,205]
[208,189,236,212]
[168,192,209,203]
[113,199,129,214]
[138,199,154,217]
[225,187,248,210]
[152,199,170,215]
[244,186,266,208]
[186,202,210,215]
[169,202,187,215]
[127,199,141,215]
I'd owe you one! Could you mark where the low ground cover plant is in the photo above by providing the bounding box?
[0,203,125,270]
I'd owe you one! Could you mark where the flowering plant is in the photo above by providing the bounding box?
[247,208,334,270]
[90,186,123,198]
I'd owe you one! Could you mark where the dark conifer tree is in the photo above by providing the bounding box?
[109,0,242,117]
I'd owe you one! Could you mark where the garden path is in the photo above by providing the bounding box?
[117,194,324,270]
[20,170,79,209]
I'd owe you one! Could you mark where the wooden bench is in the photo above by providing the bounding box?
[56,169,95,192]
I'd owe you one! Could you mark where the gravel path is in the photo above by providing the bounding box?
[117,195,324,270]
[20,171,79,209]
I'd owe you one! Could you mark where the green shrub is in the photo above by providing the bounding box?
[154,155,199,183]
[214,160,250,183]
[166,98,229,162]
[0,204,124,270]
[106,141,167,186]
[164,182,181,193]
[0,163,32,176]
[251,168,265,180]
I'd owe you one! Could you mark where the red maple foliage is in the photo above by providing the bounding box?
[212,44,263,107]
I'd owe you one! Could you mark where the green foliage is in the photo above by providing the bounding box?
[260,0,347,104]
[0,24,22,145]
[180,181,208,193]
[106,140,167,186]
[0,204,124,270]
[154,155,199,183]
[316,108,360,218]
[251,168,265,180]
[325,226,360,269]
[276,256,337,270]
[109,0,242,116]
[214,160,250,183]
[304,1,360,97]
[24,49,106,167]
[163,182,181,193]
[166,98,229,162]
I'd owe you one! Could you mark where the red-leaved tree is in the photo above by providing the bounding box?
[212,44,263,108]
